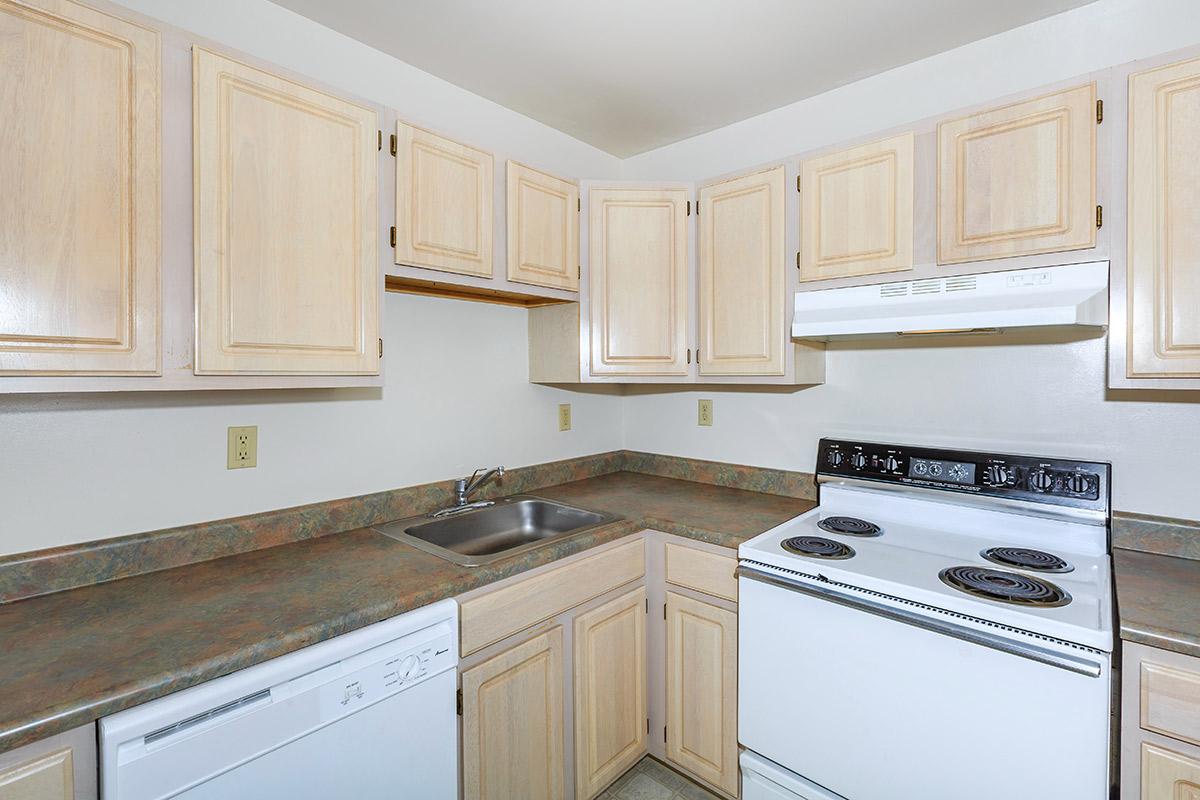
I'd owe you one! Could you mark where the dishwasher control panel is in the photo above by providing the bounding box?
[317,625,455,721]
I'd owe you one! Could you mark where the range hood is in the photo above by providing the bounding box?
[791,261,1109,340]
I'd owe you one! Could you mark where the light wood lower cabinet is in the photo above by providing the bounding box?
[665,591,738,797]
[1143,743,1200,800]
[461,627,565,800]
[0,0,160,376]
[192,47,379,375]
[574,586,648,799]
[0,723,96,800]
[1123,642,1200,799]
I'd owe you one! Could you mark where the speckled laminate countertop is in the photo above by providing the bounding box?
[1114,548,1200,659]
[0,471,812,753]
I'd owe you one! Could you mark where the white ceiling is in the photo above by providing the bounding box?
[271,0,1097,157]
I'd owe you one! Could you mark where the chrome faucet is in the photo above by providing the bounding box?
[430,466,506,518]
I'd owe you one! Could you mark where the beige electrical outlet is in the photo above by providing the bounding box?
[698,399,713,426]
[558,403,572,431]
[227,426,258,469]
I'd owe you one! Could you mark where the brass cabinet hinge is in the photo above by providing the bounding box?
[646,718,650,734]
[686,349,691,365]
[578,198,581,212]
[645,598,648,613]
[378,338,383,358]
[1096,205,1103,229]
[1096,99,1104,124]
[663,603,667,620]
[390,226,397,248]
[663,725,667,743]
[686,200,692,216]
[389,134,397,157]
[377,130,382,151]
[456,689,463,716]
[796,251,802,270]
[695,199,699,217]
[797,175,801,193]
[578,264,581,279]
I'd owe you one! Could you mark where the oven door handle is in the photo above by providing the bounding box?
[736,564,1104,678]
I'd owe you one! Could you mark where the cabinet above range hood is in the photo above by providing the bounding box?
[791,261,1109,340]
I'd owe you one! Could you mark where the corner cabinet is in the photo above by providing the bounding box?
[588,187,691,377]
[0,0,160,376]
[507,161,579,291]
[192,47,379,375]
[1124,55,1200,380]
[937,83,1097,265]
[394,122,494,278]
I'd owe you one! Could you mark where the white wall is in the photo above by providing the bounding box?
[620,0,1200,520]
[0,0,625,557]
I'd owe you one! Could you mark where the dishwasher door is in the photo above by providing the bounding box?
[100,600,458,799]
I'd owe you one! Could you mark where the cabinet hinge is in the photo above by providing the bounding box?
[686,349,691,365]
[796,251,802,270]
[377,130,382,152]
[1096,205,1103,229]
[646,718,650,735]
[645,598,649,613]
[390,133,397,157]
[578,264,582,279]
[663,725,668,743]
[663,603,667,620]
[695,199,699,217]
[378,338,383,358]
[796,175,801,193]
[578,198,581,212]
[390,226,397,248]
[456,689,463,716]
[1096,99,1104,124]
[686,200,692,216]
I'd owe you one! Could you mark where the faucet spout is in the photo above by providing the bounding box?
[453,466,506,508]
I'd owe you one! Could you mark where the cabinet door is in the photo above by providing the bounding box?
[574,586,647,799]
[800,133,914,282]
[588,188,689,376]
[395,122,493,278]
[1143,743,1200,799]
[507,161,578,291]
[1128,56,1200,378]
[461,627,565,800]
[665,592,738,797]
[0,0,159,376]
[193,48,379,375]
[937,83,1096,265]
[699,166,786,376]
[0,748,73,800]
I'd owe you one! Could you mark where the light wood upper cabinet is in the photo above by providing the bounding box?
[395,122,494,278]
[937,83,1097,265]
[699,166,786,376]
[192,48,378,375]
[507,161,578,291]
[665,591,738,798]
[574,586,647,799]
[461,627,565,800]
[0,0,160,376]
[1127,56,1200,378]
[589,187,689,376]
[800,133,914,282]
[1143,743,1200,800]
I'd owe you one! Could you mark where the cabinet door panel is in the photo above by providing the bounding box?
[574,586,647,799]
[1143,743,1200,800]
[1128,56,1200,377]
[193,48,378,375]
[800,133,914,281]
[666,592,737,796]
[461,628,564,800]
[0,747,73,800]
[507,161,578,291]
[699,166,785,376]
[589,188,689,375]
[938,83,1096,264]
[0,0,159,375]
[395,123,493,277]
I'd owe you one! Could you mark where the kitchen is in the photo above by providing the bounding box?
[1,0,1199,798]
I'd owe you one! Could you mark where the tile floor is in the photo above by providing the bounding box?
[598,756,722,800]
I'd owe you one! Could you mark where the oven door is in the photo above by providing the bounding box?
[737,563,1111,800]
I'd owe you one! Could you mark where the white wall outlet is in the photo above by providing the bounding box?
[698,399,713,427]
[558,403,572,432]
[227,426,258,469]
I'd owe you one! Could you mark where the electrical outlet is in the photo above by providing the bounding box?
[698,399,713,427]
[558,403,572,432]
[227,426,258,469]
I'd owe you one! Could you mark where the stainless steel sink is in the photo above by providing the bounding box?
[373,496,622,566]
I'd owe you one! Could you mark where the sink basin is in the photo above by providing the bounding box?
[373,496,622,566]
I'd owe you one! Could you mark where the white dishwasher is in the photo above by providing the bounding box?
[100,599,458,799]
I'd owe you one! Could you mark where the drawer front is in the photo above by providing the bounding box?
[665,542,737,601]
[460,539,645,655]
[1143,661,1200,747]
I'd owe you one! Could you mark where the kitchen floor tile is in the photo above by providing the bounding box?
[616,773,676,800]
[605,757,722,800]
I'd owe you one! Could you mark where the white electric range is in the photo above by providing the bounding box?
[737,438,1114,800]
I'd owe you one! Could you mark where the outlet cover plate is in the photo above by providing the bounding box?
[558,403,572,432]
[227,426,258,469]
[698,399,713,427]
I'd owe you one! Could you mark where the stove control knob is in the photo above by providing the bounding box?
[883,456,900,472]
[1066,473,1091,494]
[984,465,1010,485]
[1029,470,1054,492]
[827,450,845,467]
[850,453,867,470]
